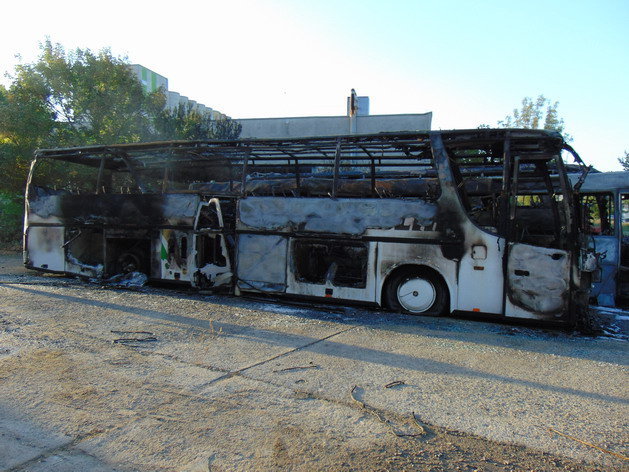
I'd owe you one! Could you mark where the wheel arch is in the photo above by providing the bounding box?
[380,264,453,314]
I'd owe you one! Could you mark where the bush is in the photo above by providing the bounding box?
[0,192,24,248]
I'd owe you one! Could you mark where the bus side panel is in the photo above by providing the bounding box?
[27,193,199,227]
[237,197,441,303]
[375,241,458,310]
[455,234,504,315]
[25,192,201,280]
[285,238,377,302]
[25,226,65,272]
[156,229,194,282]
[236,234,288,293]
[505,243,571,320]
[238,197,437,235]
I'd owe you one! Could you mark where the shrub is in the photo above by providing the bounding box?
[0,193,24,248]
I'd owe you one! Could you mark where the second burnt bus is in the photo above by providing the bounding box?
[24,129,593,325]
[569,171,629,307]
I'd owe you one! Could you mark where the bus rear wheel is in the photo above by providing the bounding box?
[116,250,144,274]
[385,269,448,316]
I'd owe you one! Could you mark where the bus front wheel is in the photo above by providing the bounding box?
[385,269,448,316]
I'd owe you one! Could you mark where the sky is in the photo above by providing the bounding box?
[1,0,628,171]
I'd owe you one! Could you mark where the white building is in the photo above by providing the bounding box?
[237,89,432,138]
[126,71,430,138]
[128,64,228,120]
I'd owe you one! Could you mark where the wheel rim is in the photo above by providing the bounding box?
[397,277,436,313]
[118,253,141,273]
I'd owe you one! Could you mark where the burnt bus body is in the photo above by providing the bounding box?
[569,171,629,307]
[24,129,594,326]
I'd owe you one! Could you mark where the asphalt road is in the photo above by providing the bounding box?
[0,253,627,471]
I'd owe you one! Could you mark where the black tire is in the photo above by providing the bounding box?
[116,250,145,274]
[384,268,448,316]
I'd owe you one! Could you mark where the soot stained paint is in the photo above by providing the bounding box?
[238,197,438,235]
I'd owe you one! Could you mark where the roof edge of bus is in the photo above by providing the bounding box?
[33,128,564,156]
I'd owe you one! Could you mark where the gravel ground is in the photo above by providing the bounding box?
[0,252,627,471]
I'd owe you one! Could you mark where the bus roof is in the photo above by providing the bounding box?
[569,171,629,192]
[33,129,567,170]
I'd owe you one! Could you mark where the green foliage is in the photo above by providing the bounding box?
[0,39,242,245]
[498,95,570,141]
[0,40,242,187]
[0,85,51,193]
[152,102,242,141]
[9,40,157,146]
[0,40,159,201]
[0,192,24,245]
[618,151,629,170]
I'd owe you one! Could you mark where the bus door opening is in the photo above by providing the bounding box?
[505,156,572,318]
[192,199,233,289]
[577,192,617,306]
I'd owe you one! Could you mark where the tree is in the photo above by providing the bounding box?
[0,39,241,245]
[0,80,57,189]
[151,100,242,141]
[618,151,629,170]
[0,39,242,192]
[497,95,570,140]
[8,40,159,147]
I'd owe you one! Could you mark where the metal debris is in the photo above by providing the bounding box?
[350,385,424,438]
[104,272,148,288]
[111,330,157,345]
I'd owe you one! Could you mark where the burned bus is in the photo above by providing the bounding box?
[24,129,594,325]
[570,171,629,307]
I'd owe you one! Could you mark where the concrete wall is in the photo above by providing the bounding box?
[238,112,432,138]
